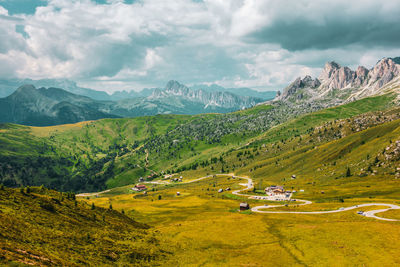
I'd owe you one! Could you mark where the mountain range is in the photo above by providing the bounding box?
[0,78,274,101]
[275,57,400,105]
[1,57,399,127]
[0,80,266,126]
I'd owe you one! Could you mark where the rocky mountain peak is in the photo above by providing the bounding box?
[14,84,37,94]
[319,61,340,80]
[165,80,190,95]
[327,61,341,69]
[318,61,357,90]
[277,76,320,101]
[366,57,400,89]
[9,84,42,101]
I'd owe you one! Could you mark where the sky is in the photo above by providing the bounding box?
[1,0,400,93]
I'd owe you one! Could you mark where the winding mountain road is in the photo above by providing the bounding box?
[230,176,399,221]
[146,174,399,221]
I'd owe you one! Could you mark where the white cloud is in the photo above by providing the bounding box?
[0,0,399,92]
[0,6,8,15]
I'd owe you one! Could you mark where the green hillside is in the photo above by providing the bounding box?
[0,186,167,266]
[0,93,396,192]
[1,93,400,266]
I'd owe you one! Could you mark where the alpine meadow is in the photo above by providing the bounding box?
[1,1,400,266]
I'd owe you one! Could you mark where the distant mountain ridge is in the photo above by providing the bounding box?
[275,57,400,104]
[0,78,274,102]
[0,85,118,126]
[0,79,110,100]
[150,80,263,109]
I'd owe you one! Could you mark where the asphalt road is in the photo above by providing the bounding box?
[114,173,400,221]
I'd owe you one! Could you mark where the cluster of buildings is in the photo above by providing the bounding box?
[264,185,292,200]
[171,176,183,182]
[132,184,147,192]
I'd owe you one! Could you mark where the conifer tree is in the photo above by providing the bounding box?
[346,167,351,177]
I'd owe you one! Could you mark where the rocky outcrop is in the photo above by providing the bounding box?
[318,58,400,91]
[277,76,320,101]
[275,57,400,104]
[354,66,369,87]
[319,62,356,90]
[367,58,400,88]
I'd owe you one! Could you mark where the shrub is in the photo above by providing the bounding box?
[40,201,56,212]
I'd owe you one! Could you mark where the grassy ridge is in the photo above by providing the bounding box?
[255,94,395,145]
[0,186,168,266]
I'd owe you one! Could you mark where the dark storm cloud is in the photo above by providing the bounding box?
[247,19,400,51]
[244,1,400,51]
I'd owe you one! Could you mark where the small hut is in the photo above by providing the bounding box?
[239,202,250,211]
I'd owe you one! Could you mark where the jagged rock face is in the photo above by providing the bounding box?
[319,62,357,90]
[318,58,400,91]
[354,66,369,87]
[367,58,400,88]
[278,75,320,101]
[276,57,400,104]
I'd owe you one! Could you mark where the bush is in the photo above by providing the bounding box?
[40,201,56,212]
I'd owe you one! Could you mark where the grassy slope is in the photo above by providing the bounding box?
[0,93,396,191]
[0,186,168,266]
[255,93,396,144]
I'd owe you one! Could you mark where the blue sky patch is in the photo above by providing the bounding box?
[0,0,47,15]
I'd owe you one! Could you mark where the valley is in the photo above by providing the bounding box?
[2,1,400,265]
[77,170,400,266]
[1,58,400,266]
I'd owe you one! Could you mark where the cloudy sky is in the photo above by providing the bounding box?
[1,0,400,93]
